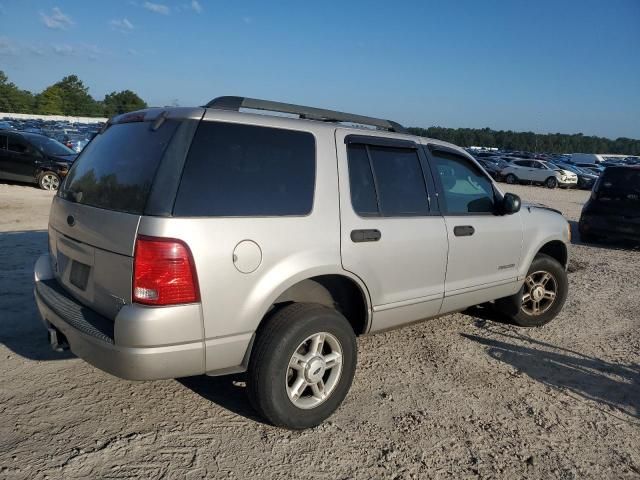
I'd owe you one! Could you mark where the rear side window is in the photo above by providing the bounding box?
[346,144,429,216]
[60,120,180,214]
[8,136,28,154]
[173,122,315,217]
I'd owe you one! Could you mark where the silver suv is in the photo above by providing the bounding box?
[34,97,570,429]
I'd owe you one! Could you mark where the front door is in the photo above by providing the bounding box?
[425,146,523,313]
[336,130,449,331]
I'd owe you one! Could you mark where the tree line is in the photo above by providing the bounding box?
[0,70,147,118]
[408,126,640,155]
[1,70,638,154]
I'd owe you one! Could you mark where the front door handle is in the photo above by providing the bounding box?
[351,229,381,243]
[453,225,475,237]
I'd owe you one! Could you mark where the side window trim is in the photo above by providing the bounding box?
[423,144,498,217]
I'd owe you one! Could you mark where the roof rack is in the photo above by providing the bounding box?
[204,96,407,133]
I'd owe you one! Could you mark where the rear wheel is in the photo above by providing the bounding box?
[496,254,568,327]
[545,176,558,189]
[247,303,357,429]
[38,171,60,191]
[505,173,518,185]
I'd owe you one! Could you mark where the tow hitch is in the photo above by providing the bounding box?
[48,326,69,352]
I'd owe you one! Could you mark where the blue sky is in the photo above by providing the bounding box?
[1,0,639,139]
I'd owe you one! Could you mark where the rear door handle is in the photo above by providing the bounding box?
[453,225,475,237]
[351,229,381,243]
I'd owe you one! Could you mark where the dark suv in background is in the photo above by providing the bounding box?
[579,166,640,243]
[0,131,77,190]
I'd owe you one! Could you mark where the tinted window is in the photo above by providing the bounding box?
[0,135,6,150]
[432,152,495,214]
[25,134,74,156]
[597,168,640,202]
[60,120,180,214]
[173,122,315,217]
[346,144,429,216]
[8,136,28,154]
[346,144,378,215]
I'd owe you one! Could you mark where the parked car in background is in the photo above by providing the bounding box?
[579,166,640,243]
[476,158,505,180]
[501,159,578,188]
[570,162,605,175]
[0,131,77,190]
[0,121,15,131]
[552,162,598,190]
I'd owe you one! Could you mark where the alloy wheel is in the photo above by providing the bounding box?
[286,332,343,409]
[41,174,60,191]
[521,270,558,316]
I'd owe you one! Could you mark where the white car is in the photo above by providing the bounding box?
[501,159,578,188]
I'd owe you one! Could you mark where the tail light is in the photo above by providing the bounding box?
[133,236,200,306]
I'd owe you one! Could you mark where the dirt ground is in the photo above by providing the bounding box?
[0,181,638,479]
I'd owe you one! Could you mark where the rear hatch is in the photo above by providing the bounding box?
[49,111,199,320]
[587,167,640,232]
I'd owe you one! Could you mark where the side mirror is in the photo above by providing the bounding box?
[501,193,521,215]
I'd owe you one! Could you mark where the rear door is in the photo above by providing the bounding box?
[52,116,187,320]
[4,134,36,181]
[425,146,523,312]
[336,131,448,330]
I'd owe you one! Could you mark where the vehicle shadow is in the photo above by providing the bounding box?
[568,220,639,251]
[178,374,268,425]
[461,328,640,420]
[0,230,73,361]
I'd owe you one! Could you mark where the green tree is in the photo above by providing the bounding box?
[35,86,65,115]
[0,70,35,113]
[103,90,147,117]
[53,75,102,116]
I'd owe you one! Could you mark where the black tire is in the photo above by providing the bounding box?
[247,303,357,429]
[38,171,61,191]
[496,253,568,327]
[505,173,518,185]
[545,177,558,189]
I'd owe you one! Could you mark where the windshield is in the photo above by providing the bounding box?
[25,134,75,156]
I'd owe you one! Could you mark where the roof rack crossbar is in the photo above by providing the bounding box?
[204,96,407,133]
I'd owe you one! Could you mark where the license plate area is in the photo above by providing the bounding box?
[69,260,91,291]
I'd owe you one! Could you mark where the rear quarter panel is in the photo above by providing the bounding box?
[137,115,346,372]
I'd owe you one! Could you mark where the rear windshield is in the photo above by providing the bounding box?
[60,120,179,214]
[598,168,640,201]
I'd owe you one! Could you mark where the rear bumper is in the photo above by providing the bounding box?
[34,254,205,380]
[579,215,640,241]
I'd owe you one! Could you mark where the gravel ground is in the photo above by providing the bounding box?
[0,182,638,479]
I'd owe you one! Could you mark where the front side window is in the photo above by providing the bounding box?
[346,143,429,217]
[431,151,495,214]
[173,122,316,217]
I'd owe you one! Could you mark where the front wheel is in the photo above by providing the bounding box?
[505,173,518,185]
[247,303,357,429]
[38,171,61,191]
[545,177,558,189]
[496,253,568,327]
